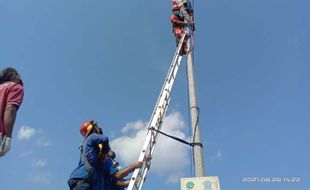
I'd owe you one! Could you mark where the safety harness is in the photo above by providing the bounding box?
[80,144,94,175]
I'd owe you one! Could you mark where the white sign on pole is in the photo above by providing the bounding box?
[181,176,220,190]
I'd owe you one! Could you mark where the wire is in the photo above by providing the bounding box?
[185,2,195,54]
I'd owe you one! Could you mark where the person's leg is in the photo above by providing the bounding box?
[181,41,188,55]
[68,179,91,190]
[75,182,91,190]
[68,179,77,190]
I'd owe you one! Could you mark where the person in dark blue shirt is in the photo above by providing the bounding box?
[68,120,111,190]
[107,151,127,190]
[103,150,144,190]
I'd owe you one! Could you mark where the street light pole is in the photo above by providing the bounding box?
[186,48,206,177]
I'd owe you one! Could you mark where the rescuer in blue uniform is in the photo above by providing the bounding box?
[68,120,112,190]
[104,151,132,190]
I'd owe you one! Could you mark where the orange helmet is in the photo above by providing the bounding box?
[80,120,96,138]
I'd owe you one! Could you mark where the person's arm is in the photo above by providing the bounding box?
[170,15,188,27]
[176,20,188,27]
[0,104,17,157]
[4,104,18,138]
[115,180,130,187]
[87,134,110,154]
[113,161,142,179]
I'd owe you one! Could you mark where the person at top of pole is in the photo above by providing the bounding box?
[170,1,190,55]
[174,0,195,29]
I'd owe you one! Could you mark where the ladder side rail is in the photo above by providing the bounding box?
[131,30,187,168]
[146,29,188,129]
[128,55,183,190]
[134,82,173,190]
[168,29,188,83]
[127,30,188,190]
[135,94,173,190]
[127,100,169,190]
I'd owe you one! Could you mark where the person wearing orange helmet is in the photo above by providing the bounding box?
[68,120,111,190]
[170,0,195,55]
[0,67,24,157]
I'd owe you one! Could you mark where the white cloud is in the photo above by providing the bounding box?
[209,149,223,162]
[19,150,33,158]
[121,120,146,134]
[215,149,223,158]
[33,159,48,167]
[17,126,37,140]
[36,137,51,147]
[111,123,148,162]
[27,171,51,185]
[111,112,191,184]
[17,126,51,147]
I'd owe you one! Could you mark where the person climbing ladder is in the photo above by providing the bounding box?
[170,0,195,55]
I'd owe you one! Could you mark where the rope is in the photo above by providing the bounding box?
[149,127,203,148]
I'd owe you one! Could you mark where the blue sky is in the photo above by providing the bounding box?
[0,0,309,190]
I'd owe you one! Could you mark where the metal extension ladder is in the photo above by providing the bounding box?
[127,28,189,190]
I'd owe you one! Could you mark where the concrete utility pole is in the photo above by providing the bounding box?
[186,49,206,177]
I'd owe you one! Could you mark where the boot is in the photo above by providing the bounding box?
[180,44,187,55]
